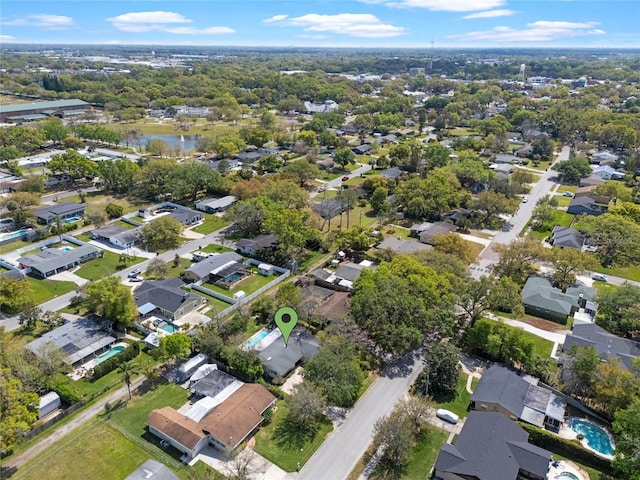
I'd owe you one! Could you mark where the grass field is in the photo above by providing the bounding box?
[75,250,144,280]
[205,271,274,297]
[528,210,575,241]
[192,215,230,234]
[253,401,333,472]
[109,118,251,136]
[402,425,450,480]
[200,243,234,254]
[434,373,478,419]
[26,276,77,304]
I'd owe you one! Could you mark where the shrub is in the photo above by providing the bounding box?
[47,374,83,404]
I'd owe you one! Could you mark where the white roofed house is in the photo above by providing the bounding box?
[194,196,237,213]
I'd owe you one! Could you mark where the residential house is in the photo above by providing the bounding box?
[167,207,202,226]
[563,323,640,372]
[26,316,116,367]
[236,151,263,163]
[590,150,618,165]
[381,166,403,179]
[470,365,567,433]
[490,163,516,179]
[592,165,624,181]
[379,134,398,144]
[409,222,432,238]
[134,278,205,321]
[190,368,243,400]
[550,226,586,250]
[515,144,533,158]
[352,144,371,155]
[310,261,375,291]
[124,459,179,480]
[182,251,243,283]
[91,225,141,249]
[258,327,321,379]
[147,383,276,457]
[433,411,551,480]
[521,276,596,323]
[18,243,102,278]
[418,222,457,245]
[304,100,339,114]
[376,237,432,254]
[236,234,279,257]
[316,157,335,170]
[493,153,520,164]
[567,196,608,216]
[195,196,237,213]
[33,202,85,225]
[507,131,523,142]
[579,174,605,188]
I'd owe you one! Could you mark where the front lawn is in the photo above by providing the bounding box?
[433,373,477,419]
[528,210,575,241]
[402,424,450,480]
[164,257,192,278]
[75,250,144,280]
[192,215,230,234]
[253,401,333,472]
[200,243,234,254]
[26,276,77,304]
[591,263,640,282]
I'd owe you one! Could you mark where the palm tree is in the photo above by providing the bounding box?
[118,361,139,400]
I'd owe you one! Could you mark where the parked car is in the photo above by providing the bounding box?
[562,191,574,197]
[522,196,528,203]
[128,269,141,278]
[436,409,459,424]
[342,176,350,181]
[592,273,608,282]
[130,276,143,282]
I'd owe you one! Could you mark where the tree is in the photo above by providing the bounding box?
[224,197,273,237]
[0,277,34,313]
[118,361,139,400]
[19,305,42,330]
[47,149,98,181]
[284,160,320,187]
[552,157,592,184]
[547,247,592,292]
[159,333,192,361]
[288,381,327,430]
[82,277,137,329]
[0,367,39,452]
[227,348,263,382]
[213,135,246,157]
[333,147,356,169]
[257,155,282,174]
[531,136,556,161]
[41,310,64,331]
[564,345,600,399]
[42,118,70,146]
[580,214,640,267]
[87,211,107,228]
[369,186,389,213]
[105,203,124,219]
[487,276,524,317]
[166,161,223,202]
[350,256,455,356]
[596,283,640,339]
[415,342,461,399]
[275,282,303,311]
[263,208,314,258]
[432,233,476,265]
[142,216,183,252]
[304,337,364,408]
[456,276,494,326]
[594,358,640,417]
[97,159,141,194]
[612,400,640,480]
[145,138,171,157]
[145,257,169,280]
[472,190,519,225]
[494,238,547,286]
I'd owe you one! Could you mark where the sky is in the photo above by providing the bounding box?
[1,1,639,49]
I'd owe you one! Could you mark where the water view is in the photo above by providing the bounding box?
[140,134,199,151]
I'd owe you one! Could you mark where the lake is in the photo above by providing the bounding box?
[141,134,199,151]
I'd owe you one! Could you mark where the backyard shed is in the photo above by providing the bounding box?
[38,391,62,419]
[258,263,276,276]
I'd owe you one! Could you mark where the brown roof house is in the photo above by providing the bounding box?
[147,383,275,458]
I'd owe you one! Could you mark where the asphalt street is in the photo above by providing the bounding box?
[299,352,423,480]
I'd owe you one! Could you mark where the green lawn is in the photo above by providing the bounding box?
[447,127,478,137]
[114,220,138,229]
[253,401,333,472]
[591,263,640,282]
[434,373,477,419]
[402,424,450,480]
[75,250,145,280]
[110,382,190,437]
[192,215,230,234]
[26,276,77,304]
[204,272,275,297]
[297,250,329,271]
[555,196,572,207]
[165,257,192,278]
[528,210,575,241]
[187,289,234,313]
[200,243,234,254]
[0,239,32,254]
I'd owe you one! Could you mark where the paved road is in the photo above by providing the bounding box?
[471,146,570,278]
[0,226,233,332]
[3,375,146,472]
[299,352,423,480]
[310,163,372,199]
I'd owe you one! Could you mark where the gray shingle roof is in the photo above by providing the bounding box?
[134,279,199,315]
[564,323,640,371]
[18,244,101,276]
[521,276,589,316]
[190,369,239,398]
[471,365,530,419]
[258,327,320,378]
[184,251,242,280]
[551,226,585,249]
[33,202,85,221]
[435,411,551,480]
[376,237,432,254]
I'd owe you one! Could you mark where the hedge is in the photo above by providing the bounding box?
[92,342,141,380]
[517,421,614,474]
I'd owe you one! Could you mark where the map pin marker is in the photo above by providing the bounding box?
[275,307,298,347]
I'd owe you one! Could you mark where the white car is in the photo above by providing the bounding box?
[436,409,459,424]
[522,197,528,203]
[592,273,608,282]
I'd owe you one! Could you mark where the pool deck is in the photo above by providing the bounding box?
[548,460,589,480]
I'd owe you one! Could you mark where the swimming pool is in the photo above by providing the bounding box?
[58,246,74,252]
[570,418,615,457]
[158,321,179,333]
[226,271,247,283]
[242,329,269,350]
[63,216,82,224]
[94,345,126,365]
[555,473,579,480]
[0,229,28,242]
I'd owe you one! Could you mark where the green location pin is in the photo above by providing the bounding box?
[274,306,298,347]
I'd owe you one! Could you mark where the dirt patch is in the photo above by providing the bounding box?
[519,316,568,332]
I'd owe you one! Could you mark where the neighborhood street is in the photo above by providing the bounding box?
[299,352,423,480]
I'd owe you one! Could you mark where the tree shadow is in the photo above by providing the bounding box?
[273,414,319,450]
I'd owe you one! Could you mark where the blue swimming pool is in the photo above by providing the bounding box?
[0,229,28,242]
[63,216,82,224]
[555,473,579,480]
[242,329,269,350]
[570,418,615,457]
[58,246,74,252]
[158,321,179,333]
[226,271,247,283]
[94,345,125,365]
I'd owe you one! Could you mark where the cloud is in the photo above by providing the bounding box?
[359,0,505,12]
[1,14,74,29]
[0,35,16,42]
[264,13,406,38]
[449,20,605,43]
[106,11,234,35]
[462,9,516,19]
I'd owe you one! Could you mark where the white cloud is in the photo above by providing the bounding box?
[0,35,16,42]
[264,13,406,38]
[462,9,517,19]
[359,0,505,12]
[1,14,75,29]
[106,11,234,35]
[449,20,605,43]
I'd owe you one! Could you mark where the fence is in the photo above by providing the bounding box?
[25,401,84,439]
